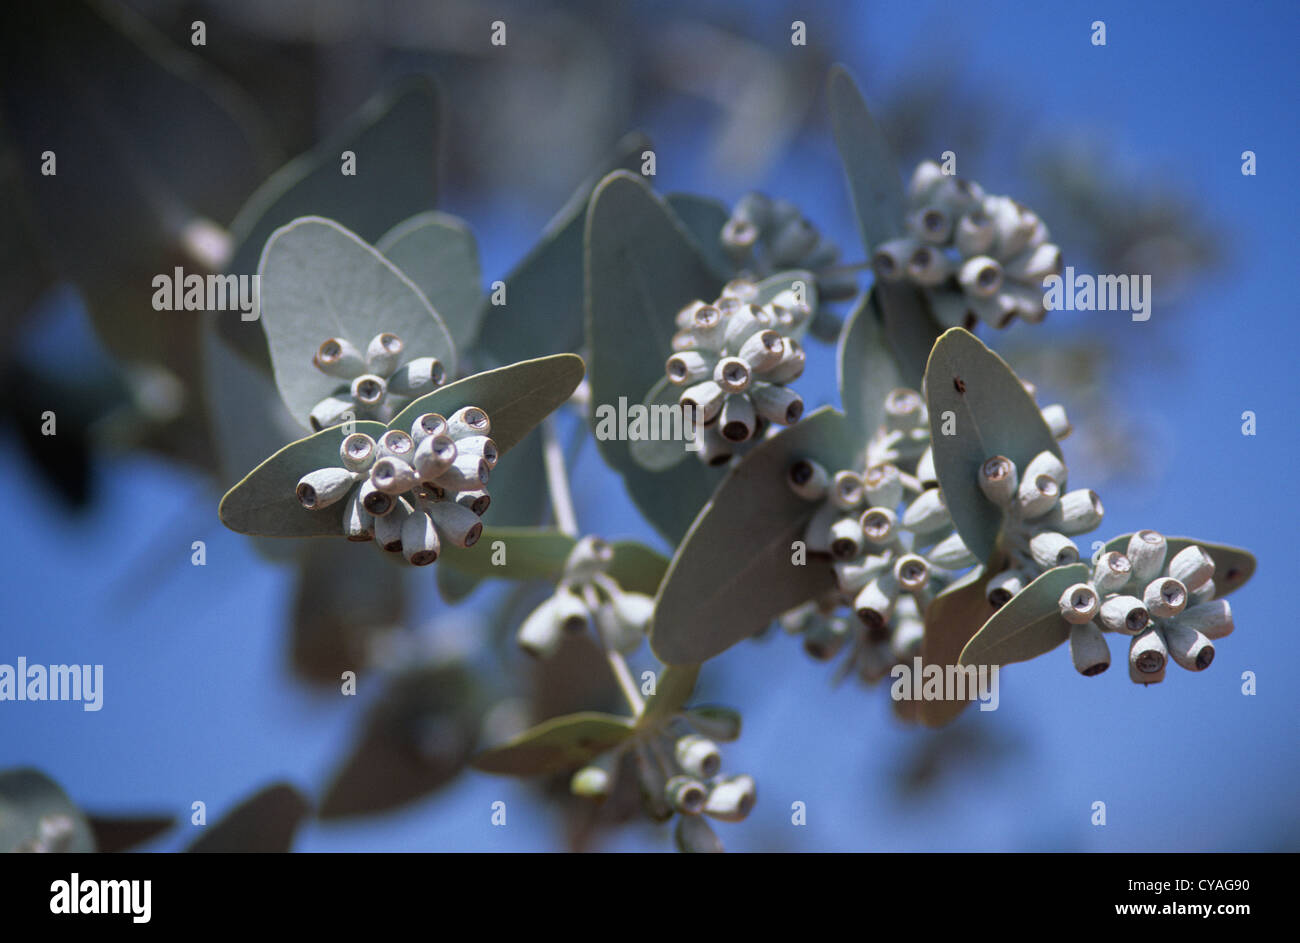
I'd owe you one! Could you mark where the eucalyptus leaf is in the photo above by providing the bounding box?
[877,278,943,390]
[377,211,482,355]
[837,287,902,447]
[608,541,671,597]
[440,528,575,582]
[959,564,1089,668]
[258,216,455,427]
[639,664,701,730]
[472,711,636,776]
[218,420,386,538]
[755,269,819,341]
[651,407,856,665]
[629,378,691,472]
[666,192,734,280]
[187,783,310,853]
[0,768,95,853]
[915,565,993,727]
[1102,536,1255,597]
[828,64,904,255]
[924,328,1062,563]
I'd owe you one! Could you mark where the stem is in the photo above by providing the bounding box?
[581,584,645,717]
[542,415,579,538]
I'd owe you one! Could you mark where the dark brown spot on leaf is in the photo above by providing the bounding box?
[954,376,966,394]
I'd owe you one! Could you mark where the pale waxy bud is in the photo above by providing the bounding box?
[455,489,491,516]
[675,814,724,854]
[977,455,1018,507]
[341,487,373,541]
[675,734,722,780]
[516,596,564,658]
[901,487,951,535]
[721,217,758,260]
[713,356,752,394]
[1024,450,1068,488]
[722,304,765,351]
[447,406,491,439]
[883,388,926,432]
[907,206,952,244]
[873,237,919,281]
[721,278,761,302]
[666,350,715,386]
[564,536,614,580]
[802,501,841,553]
[786,458,829,501]
[719,393,757,443]
[854,576,897,632]
[1172,599,1233,640]
[370,456,418,495]
[1129,627,1168,684]
[761,341,806,385]
[907,245,955,285]
[894,554,930,594]
[862,464,903,509]
[425,499,484,548]
[987,569,1026,607]
[309,396,356,431]
[377,429,415,461]
[1016,473,1060,519]
[907,160,945,203]
[750,382,803,425]
[835,555,888,593]
[1126,530,1167,584]
[1039,489,1104,536]
[570,764,611,800]
[1041,404,1072,440]
[665,775,710,815]
[829,516,865,561]
[1029,531,1079,570]
[1058,582,1100,625]
[986,196,1036,258]
[680,380,725,424]
[1143,577,1187,619]
[737,330,785,372]
[830,470,865,510]
[455,435,499,469]
[1069,622,1111,676]
[1189,578,1217,606]
[859,507,898,547]
[365,332,404,376]
[675,300,707,331]
[340,432,377,473]
[357,478,394,517]
[413,434,457,482]
[435,453,490,491]
[1167,546,1215,591]
[313,337,366,378]
[927,531,977,569]
[958,256,1004,298]
[295,467,355,510]
[374,497,412,552]
[347,374,386,411]
[694,423,735,467]
[1098,595,1150,635]
[671,330,696,352]
[689,304,726,351]
[610,589,655,638]
[410,412,448,443]
[399,510,440,565]
[916,447,937,487]
[1162,621,1215,672]
[999,281,1048,324]
[967,291,1017,329]
[955,210,996,256]
[891,607,926,660]
[1003,242,1063,281]
[930,176,983,215]
[685,706,742,742]
[1092,552,1134,595]
[803,614,851,661]
[387,357,445,396]
[704,775,757,823]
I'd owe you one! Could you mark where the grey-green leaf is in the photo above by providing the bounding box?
[665,192,735,280]
[924,328,1062,563]
[608,541,671,597]
[828,64,904,255]
[439,528,576,582]
[915,565,993,727]
[258,216,455,427]
[472,712,636,776]
[1102,536,1255,597]
[0,768,95,853]
[837,287,902,445]
[639,664,701,730]
[959,564,1089,668]
[877,279,943,390]
[651,407,855,665]
[629,378,691,471]
[377,211,482,354]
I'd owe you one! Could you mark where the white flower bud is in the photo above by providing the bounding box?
[666,350,714,385]
[447,406,491,439]
[425,498,484,548]
[517,596,564,658]
[901,487,951,535]
[370,456,418,495]
[1098,595,1150,635]
[674,734,722,780]
[836,555,888,593]
[722,278,762,302]
[786,458,829,501]
[1024,450,1068,488]
[958,256,1003,298]
[455,489,491,516]
[907,206,952,244]
[1040,403,1071,440]
[1167,545,1215,591]
[859,507,898,547]
[927,531,977,569]
[1069,621,1110,676]
[955,210,996,256]
[750,382,803,426]
[1129,627,1168,684]
[737,330,785,373]
[675,814,724,853]
[986,195,1036,258]
[309,395,356,431]
[1143,577,1187,619]
[1016,473,1060,519]
[1003,242,1062,281]
[721,217,758,259]
[410,412,448,443]
[987,569,1026,607]
[374,497,412,552]
[413,433,457,482]
[398,509,440,565]
[829,516,865,561]
[883,388,926,432]
[665,775,710,815]
[570,764,611,800]
[350,374,388,409]
[1126,530,1167,584]
[802,501,840,553]
[357,478,395,517]
[671,329,696,351]
[378,429,415,461]
[967,290,1016,329]
[313,337,366,378]
[907,245,955,285]
[704,775,756,823]
[689,304,726,351]
[1058,582,1100,625]
[713,356,752,394]
[999,281,1048,324]
[1163,621,1215,672]
[931,177,983,214]
[455,435,499,469]
[830,470,865,510]
[719,393,757,443]
[891,606,926,660]
[894,554,930,593]
[761,340,806,384]
[1029,531,1079,569]
[907,160,945,203]
[722,304,766,351]
[1092,551,1133,595]
[564,535,613,579]
[873,237,919,281]
[1039,489,1104,536]
[295,467,355,510]
[854,576,897,631]
[694,422,734,467]
[340,432,377,472]
[611,589,654,636]
[365,332,404,376]
[341,487,373,541]
[434,453,490,492]
[803,615,850,661]
[1189,578,1217,606]
[977,455,1018,507]
[1172,599,1233,640]
[680,380,725,424]
[676,300,708,330]
[387,357,445,396]
[916,447,937,487]
[863,464,903,509]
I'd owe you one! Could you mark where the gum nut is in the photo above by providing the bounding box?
[340,432,378,472]
[916,447,938,486]
[863,463,904,508]
[296,467,356,510]
[309,396,355,431]
[1092,552,1134,595]
[932,176,983,214]
[830,470,865,510]
[413,433,457,481]
[966,290,1016,329]
[902,487,951,534]
[713,356,752,394]
[1168,545,1215,591]
[675,814,724,854]
[425,498,484,548]
[1129,627,1168,684]
[1069,621,1111,676]
[907,206,953,245]
[722,304,765,350]
[786,457,828,501]
[1189,578,1217,606]
[737,330,785,372]
[684,706,743,742]
[378,429,415,460]
[665,775,710,815]
[1126,530,1168,584]
[1040,403,1072,440]
[802,614,849,661]
[564,535,615,582]
[455,435,499,469]
[401,509,441,565]
[906,244,955,285]
[350,374,388,409]
[596,602,643,655]
[722,278,761,303]
[695,422,735,467]
[358,479,394,517]
[1000,281,1048,324]
[987,196,1036,257]
[769,197,801,230]
[829,516,865,560]
[958,255,1004,298]
[410,411,448,443]
[719,393,757,442]
[666,350,714,385]
[516,596,564,658]
[1143,576,1187,619]
[612,590,655,635]
[435,453,490,492]
[883,387,926,431]
[689,304,727,351]
[342,487,374,541]
[854,577,897,633]
[1172,598,1233,640]
[370,456,418,495]
[987,569,1026,608]
[1003,241,1063,282]
[365,332,404,375]
[978,455,1019,507]
[1098,595,1150,635]
[1029,531,1080,570]
[894,554,930,593]
[373,497,413,552]
[704,775,757,823]
[570,765,611,800]
[1041,489,1105,536]
[762,341,806,385]
[955,210,996,256]
[733,191,773,228]
[1163,621,1215,672]
[907,160,946,203]
[447,406,491,439]
[928,531,977,569]
[673,734,722,780]
[387,357,445,396]
[680,380,725,424]
[802,500,842,553]
[769,218,820,265]
[675,300,707,331]
[1016,473,1060,519]
[721,216,758,256]
[836,555,887,593]
[1024,450,1068,488]
[749,383,803,426]
[455,489,491,516]
[860,507,898,546]
[872,237,919,281]
[1058,582,1100,624]
[313,337,365,378]
[671,329,696,351]
[891,612,926,660]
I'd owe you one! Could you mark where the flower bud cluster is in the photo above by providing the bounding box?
[307,331,446,429]
[873,161,1064,330]
[666,280,811,465]
[721,192,857,300]
[294,407,497,564]
[515,537,656,659]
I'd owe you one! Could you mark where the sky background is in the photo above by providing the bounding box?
[3,0,1298,851]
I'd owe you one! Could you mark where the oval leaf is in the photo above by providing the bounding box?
[914,565,993,727]
[837,287,902,446]
[828,64,904,255]
[1102,535,1255,597]
[639,664,701,730]
[439,527,575,582]
[378,211,483,354]
[472,712,635,776]
[959,564,1089,668]
[665,192,734,280]
[629,378,691,471]
[608,541,671,597]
